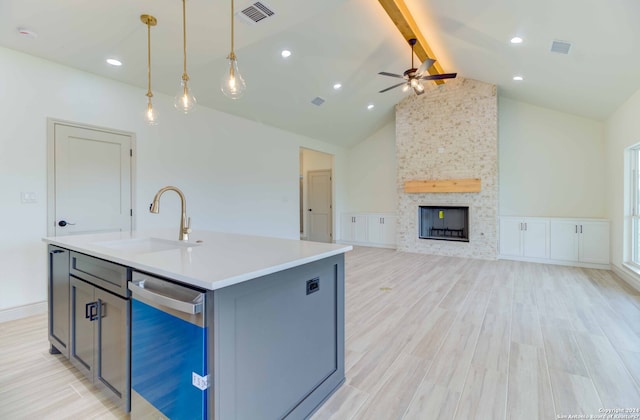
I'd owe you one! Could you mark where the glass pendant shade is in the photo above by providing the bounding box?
[174,77,197,112]
[174,0,196,113]
[145,99,158,125]
[221,55,246,99]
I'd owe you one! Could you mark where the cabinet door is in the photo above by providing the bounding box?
[367,215,397,246]
[381,216,397,246]
[522,219,549,259]
[550,221,579,262]
[353,215,368,243]
[95,288,130,409]
[579,222,610,264]
[367,215,384,244]
[340,214,354,242]
[48,246,70,357]
[70,277,95,378]
[499,218,523,257]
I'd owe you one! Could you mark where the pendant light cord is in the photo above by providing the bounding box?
[182,0,188,80]
[231,0,234,53]
[147,21,152,97]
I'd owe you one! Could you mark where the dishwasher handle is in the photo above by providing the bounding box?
[128,279,204,315]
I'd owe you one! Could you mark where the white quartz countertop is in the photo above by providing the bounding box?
[43,229,352,290]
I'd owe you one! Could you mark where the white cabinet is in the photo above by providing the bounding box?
[341,214,368,243]
[341,213,397,248]
[499,217,549,259]
[550,220,610,265]
[367,215,397,247]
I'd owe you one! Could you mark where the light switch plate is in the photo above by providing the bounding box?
[21,192,37,204]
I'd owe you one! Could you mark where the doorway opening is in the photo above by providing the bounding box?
[300,148,334,243]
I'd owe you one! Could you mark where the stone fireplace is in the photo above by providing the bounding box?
[396,78,498,259]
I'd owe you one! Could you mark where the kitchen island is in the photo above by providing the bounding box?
[43,229,351,419]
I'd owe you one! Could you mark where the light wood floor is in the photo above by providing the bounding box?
[2,247,640,419]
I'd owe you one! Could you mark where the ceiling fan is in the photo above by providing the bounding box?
[378,38,457,95]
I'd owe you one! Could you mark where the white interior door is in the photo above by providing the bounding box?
[49,122,133,236]
[307,170,332,243]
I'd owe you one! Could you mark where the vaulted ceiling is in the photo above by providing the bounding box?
[1,0,639,147]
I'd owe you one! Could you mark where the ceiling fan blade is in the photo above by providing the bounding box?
[415,58,436,77]
[379,82,407,93]
[420,72,457,81]
[378,71,405,79]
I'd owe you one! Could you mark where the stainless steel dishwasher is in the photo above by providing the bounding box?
[128,271,209,419]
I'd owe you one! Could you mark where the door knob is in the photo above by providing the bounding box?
[58,220,76,227]
[308,209,312,211]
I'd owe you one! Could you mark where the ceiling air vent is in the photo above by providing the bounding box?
[311,97,325,106]
[236,2,275,24]
[550,40,571,54]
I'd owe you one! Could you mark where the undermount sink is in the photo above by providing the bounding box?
[93,237,201,254]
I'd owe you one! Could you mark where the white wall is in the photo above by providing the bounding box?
[300,148,333,239]
[0,46,347,317]
[605,87,640,276]
[499,97,606,218]
[345,121,397,213]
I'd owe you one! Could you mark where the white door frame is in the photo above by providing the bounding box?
[46,118,137,236]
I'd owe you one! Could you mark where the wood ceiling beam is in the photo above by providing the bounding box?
[378,0,446,85]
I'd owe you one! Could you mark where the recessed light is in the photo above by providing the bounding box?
[513,75,524,81]
[333,83,342,90]
[281,50,291,58]
[510,36,523,44]
[106,58,122,66]
[367,104,375,110]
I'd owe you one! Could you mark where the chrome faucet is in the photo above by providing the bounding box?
[150,186,192,241]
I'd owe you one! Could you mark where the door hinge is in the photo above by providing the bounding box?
[130,209,133,217]
[130,149,133,157]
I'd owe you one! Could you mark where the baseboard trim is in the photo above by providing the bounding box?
[0,301,47,323]
[612,264,640,292]
[498,255,610,270]
[337,240,397,250]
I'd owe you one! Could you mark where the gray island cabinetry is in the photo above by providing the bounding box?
[44,229,351,420]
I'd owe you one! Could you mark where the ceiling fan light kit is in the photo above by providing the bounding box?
[378,38,456,95]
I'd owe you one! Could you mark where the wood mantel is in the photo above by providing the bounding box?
[404,178,481,193]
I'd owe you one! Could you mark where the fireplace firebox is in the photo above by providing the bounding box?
[419,206,469,242]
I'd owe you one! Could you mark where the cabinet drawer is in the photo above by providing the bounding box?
[70,252,129,298]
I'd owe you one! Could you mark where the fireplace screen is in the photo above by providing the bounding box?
[419,206,469,242]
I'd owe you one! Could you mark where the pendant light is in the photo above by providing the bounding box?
[174,0,197,112]
[141,15,158,125]
[220,0,246,99]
